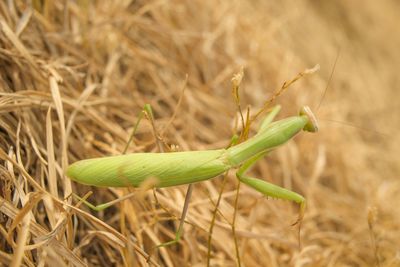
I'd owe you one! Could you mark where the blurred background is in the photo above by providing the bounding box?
[0,1,399,266]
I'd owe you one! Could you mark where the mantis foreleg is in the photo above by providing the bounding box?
[236,149,306,224]
[235,106,310,222]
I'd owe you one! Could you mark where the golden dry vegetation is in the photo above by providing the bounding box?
[1,1,399,266]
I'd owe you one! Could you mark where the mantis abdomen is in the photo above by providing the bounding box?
[67,149,230,187]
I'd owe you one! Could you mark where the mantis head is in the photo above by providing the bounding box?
[300,106,319,133]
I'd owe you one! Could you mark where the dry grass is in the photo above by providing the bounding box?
[1,1,399,266]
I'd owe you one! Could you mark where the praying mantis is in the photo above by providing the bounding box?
[67,66,320,252]
[67,105,318,245]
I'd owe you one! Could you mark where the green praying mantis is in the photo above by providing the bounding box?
[67,103,318,248]
[66,65,322,252]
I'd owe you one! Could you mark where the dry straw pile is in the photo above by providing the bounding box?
[1,1,399,266]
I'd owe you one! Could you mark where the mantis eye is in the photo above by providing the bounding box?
[299,106,319,133]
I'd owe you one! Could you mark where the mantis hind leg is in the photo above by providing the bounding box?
[153,184,194,248]
[71,191,137,211]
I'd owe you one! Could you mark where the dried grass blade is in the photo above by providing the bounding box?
[0,196,87,267]
[49,76,72,198]
[15,7,32,36]
[10,211,32,267]
[0,18,40,72]
[7,192,42,240]
[46,107,58,198]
